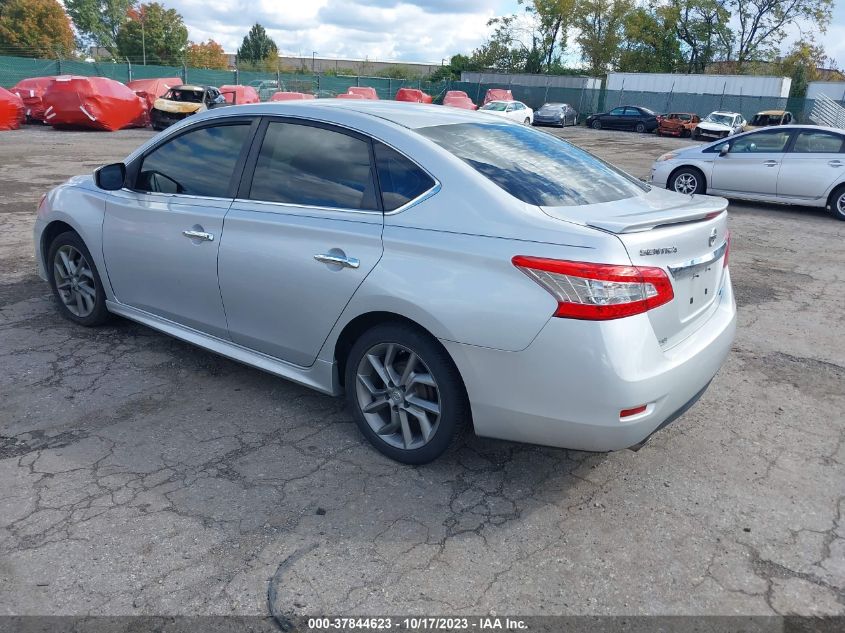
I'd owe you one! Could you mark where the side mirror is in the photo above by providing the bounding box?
[95,163,126,191]
[719,144,730,156]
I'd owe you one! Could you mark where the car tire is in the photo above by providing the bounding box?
[47,231,111,327]
[692,128,700,140]
[635,122,646,133]
[524,117,531,125]
[591,120,602,130]
[345,322,469,465]
[669,167,706,196]
[828,185,845,221]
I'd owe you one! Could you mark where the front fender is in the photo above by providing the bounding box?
[36,183,114,299]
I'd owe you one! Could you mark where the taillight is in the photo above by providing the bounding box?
[512,256,674,320]
[723,230,731,268]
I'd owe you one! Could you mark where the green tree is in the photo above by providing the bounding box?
[0,0,75,56]
[186,39,228,70]
[65,0,135,56]
[237,23,277,66]
[729,0,833,67]
[670,0,732,73]
[573,0,633,75]
[429,54,482,81]
[115,2,187,65]
[780,39,835,97]
[618,4,683,72]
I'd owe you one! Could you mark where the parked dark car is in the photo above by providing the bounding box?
[586,106,658,133]
[150,85,228,130]
[532,102,578,127]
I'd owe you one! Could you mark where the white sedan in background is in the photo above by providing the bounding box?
[651,125,845,220]
[478,100,534,125]
[693,111,746,140]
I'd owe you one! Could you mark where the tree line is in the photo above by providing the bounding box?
[0,0,838,94]
[432,0,836,96]
[0,0,286,71]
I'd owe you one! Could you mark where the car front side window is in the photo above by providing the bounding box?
[728,130,792,153]
[248,121,379,210]
[136,123,251,197]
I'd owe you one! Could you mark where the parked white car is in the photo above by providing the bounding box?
[693,111,746,140]
[478,100,534,125]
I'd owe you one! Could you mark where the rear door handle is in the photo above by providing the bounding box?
[182,230,214,241]
[829,160,843,168]
[763,160,779,167]
[314,253,360,269]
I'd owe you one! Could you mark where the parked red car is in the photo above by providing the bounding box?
[220,85,260,105]
[443,90,477,110]
[269,92,315,101]
[10,76,55,122]
[347,86,378,100]
[395,88,432,103]
[483,88,513,105]
[657,112,700,138]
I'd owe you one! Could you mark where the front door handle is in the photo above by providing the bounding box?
[314,253,360,269]
[182,230,214,241]
[763,160,779,167]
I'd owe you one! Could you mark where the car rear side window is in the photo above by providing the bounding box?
[791,130,845,153]
[418,122,647,207]
[249,121,379,210]
[137,123,250,197]
[374,142,435,211]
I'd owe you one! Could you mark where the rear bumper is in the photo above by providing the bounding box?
[442,270,736,452]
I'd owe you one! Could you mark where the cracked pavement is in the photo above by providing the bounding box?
[0,126,843,617]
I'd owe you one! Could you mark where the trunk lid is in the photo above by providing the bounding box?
[541,188,730,348]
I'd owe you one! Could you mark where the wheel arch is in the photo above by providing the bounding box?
[333,311,454,386]
[667,165,707,194]
[40,220,78,270]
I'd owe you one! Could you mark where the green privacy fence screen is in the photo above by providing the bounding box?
[0,54,831,122]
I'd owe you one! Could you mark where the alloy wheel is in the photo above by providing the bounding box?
[838,192,845,215]
[53,245,97,317]
[674,173,698,195]
[355,342,441,451]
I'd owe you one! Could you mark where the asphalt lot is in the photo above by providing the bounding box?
[0,123,843,619]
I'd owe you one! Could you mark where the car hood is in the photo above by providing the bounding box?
[153,98,204,114]
[540,186,727,233]
[697,121,732,132]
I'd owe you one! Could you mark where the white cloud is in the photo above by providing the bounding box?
[171,0,502,62]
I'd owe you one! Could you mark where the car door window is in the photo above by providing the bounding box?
[136,123,251,196]
[624,107,640,116]
[609,107,625,116]
[374,142,435,211]
[248,121,379,210]
[790,130,845,153]
[729,130,791,153]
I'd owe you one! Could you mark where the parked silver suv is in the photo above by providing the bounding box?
[34,101,736,463]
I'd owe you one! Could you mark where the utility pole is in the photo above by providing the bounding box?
[141,6,146,65]
[312,51,316,73]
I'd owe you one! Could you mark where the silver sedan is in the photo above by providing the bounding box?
[651,124,845,220]
[34,101,735,463]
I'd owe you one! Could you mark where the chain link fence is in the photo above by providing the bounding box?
[0,54,832,123]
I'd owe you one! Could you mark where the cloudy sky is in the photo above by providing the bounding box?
[171,0,845,68]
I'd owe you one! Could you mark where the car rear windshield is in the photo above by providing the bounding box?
[417,122,647,207]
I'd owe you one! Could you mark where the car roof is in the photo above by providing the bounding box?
[194,100,488,129]
[708,111,741,116]
[754,110,788,115]
[172,85,207,91]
